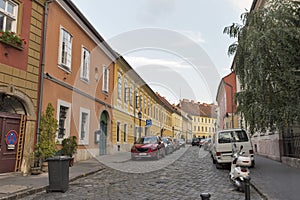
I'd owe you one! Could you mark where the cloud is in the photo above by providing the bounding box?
[124,56,191,70]
[179,30,206,44]
[137,0,176,24]
[228,0,253,13]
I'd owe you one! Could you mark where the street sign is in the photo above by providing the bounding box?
[146,119,152,126]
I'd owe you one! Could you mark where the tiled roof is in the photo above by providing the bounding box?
[178,99,217,118]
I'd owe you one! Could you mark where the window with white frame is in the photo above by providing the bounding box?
[79,107,90,145]
[117,73,122,100]
[58,27,72,71]
[124,80,128,104]
[148,102,151,116]
[102,65,109,93]
[129,85,133,106]
[57,100,71,140]
[80,46,90,82]
[0,0,18,32]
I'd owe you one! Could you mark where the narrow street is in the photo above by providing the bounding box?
[21,146,262,200]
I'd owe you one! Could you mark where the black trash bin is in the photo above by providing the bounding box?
[46,156,71,193]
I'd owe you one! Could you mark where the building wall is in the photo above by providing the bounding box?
[0,0,45,174]
[42,1,116,161]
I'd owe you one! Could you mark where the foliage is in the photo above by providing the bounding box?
[61,136,78,156]
[224,0,300,132]
[0,31,26,46]
[36,103,58,159]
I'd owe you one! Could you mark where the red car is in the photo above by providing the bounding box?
[131,136,165,160]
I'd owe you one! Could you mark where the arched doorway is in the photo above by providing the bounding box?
[0,93,27,173]
[99,111,108,155]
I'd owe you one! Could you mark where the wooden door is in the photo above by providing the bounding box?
[0,113,21,173]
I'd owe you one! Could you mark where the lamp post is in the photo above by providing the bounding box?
[138,111,142,138]
[223,81,234,128]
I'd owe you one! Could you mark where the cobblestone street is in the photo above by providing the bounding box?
[22,146,262,200]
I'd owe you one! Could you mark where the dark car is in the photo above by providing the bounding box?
[131,136,165,160]
[191,138,201,146]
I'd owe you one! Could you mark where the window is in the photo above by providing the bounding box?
[0,0,18,32]
[148,102,151,116]
[129,85,133,106]
[81,47,90,82]
[57,100,71,140]
[102,65,109,93]
[58,28,72,71]
[198,126,200,131]
[144,98,147,114]
[117,122,120,142]
[117,74,122,100]
[124,124,127,142]
[194,126,196,131]
[58,106,68,139]
[79,107,90,145]
[124,80,128,104]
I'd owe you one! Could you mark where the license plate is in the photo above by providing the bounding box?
[139,153,147,156]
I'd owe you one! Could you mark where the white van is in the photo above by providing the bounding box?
[211,129,255,169]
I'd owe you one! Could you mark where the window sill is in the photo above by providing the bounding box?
[0,40,24,51]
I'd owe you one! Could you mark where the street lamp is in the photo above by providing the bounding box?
[138,111,142,138]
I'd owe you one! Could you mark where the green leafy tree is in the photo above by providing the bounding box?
[224,0,300,132]
[36,103,58,159]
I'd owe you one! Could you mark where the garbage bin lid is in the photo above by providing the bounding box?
[46,156,71,161]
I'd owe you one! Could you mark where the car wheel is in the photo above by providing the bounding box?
[216,162,222,169]
[161,149,166,157]
[156,150,160,160]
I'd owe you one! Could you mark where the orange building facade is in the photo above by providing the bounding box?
[41,0,118,161]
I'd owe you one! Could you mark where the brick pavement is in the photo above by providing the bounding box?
[20,146,263,200]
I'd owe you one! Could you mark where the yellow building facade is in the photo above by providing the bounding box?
[111,57,173,152]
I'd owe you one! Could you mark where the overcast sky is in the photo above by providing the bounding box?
[72,0,253,104]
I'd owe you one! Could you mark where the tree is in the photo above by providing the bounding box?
[36,103,58,159]
[224,0,300,132]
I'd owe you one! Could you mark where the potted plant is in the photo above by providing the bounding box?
[36,103,58,171]
[0,31,26,49]
[61,136,78,166]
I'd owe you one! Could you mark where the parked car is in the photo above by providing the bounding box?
[162,137,173,154]
[202,138,212,151]
[211,129,255,169]
[131,136,165,160]
[191,137,200,146]
[173,138,180,150]
[178,139,186,148]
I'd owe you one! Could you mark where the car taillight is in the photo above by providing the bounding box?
[241,168,247,172]
[249,150,254,154]
[216,152,221,156]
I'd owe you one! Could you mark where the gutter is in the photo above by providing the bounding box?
[36,0,53,143]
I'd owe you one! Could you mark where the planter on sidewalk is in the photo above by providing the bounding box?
[46,156,71,193]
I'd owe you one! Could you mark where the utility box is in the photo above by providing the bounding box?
[46,156,71,193]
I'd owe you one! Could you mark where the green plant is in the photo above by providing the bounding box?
[0,31,26,46]
[36,103,58,160]
[61,136,78,156]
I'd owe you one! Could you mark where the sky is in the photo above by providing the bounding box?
[71,0,253,104]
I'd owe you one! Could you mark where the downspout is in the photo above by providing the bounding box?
[37,0,53,143]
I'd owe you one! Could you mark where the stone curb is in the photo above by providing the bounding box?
[0,168,104,200]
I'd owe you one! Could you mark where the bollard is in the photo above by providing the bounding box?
[118,145,120,151]
[200,193,211,200]
[244,177,251,200]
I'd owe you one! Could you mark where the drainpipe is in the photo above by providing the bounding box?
[37,0,53,143]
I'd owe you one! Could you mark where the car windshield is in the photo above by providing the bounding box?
[218,130,249,143]
[136,137,157,144]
